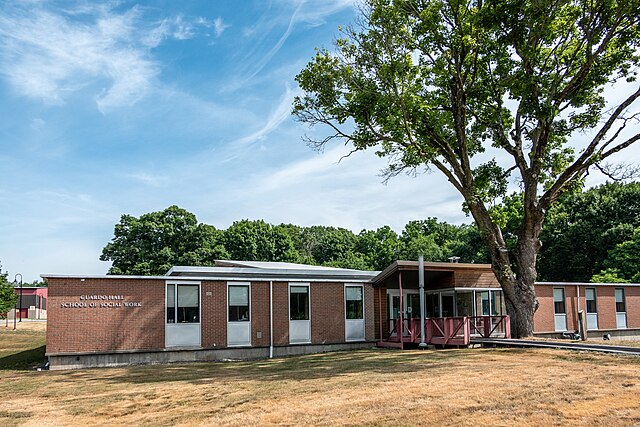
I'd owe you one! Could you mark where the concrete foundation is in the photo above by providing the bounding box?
[534,328,640,340]
[47,341,376,370]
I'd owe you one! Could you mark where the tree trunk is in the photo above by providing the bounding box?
[467,200,542,338]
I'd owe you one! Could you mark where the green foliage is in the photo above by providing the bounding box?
[0,263,18,318]
[590,268,628,283]
[224,220,297,262]
[599,227,640,282]
[100,205,228,275]
[538,182,640,281]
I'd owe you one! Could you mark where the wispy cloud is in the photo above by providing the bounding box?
[125,172,166,187]
[0,3,220,113]
[231,0,355,91]
[228,85,301,150]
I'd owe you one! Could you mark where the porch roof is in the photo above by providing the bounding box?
[371,260,495,289]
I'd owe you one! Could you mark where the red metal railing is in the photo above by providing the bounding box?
[385,315,510,346]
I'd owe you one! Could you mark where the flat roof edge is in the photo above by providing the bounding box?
[536,281,640,287]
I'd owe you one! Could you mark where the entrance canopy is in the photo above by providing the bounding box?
[371,261,500,290]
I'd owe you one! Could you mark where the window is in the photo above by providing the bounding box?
[476,291,490,316]
[345,286,363,320]
[491,290,505,316]
[553,288,565,314]
[586,288,597,313]
[615,288,626,313]
[229,285,250,322]
[166,284,199,324]
[290,286,309,320]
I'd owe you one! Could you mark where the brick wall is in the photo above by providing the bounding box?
[374,286,388,340]
[627,287,639,328]
[46,278,165,354]
[311,282,345,344]
[272,281,289,346]
[533,285,554,333]
[201,280,227,348]
[251,281,270,347]
[364,284,375,341]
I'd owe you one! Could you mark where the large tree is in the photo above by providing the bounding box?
[293,0,640,337]
[100,206,228,275]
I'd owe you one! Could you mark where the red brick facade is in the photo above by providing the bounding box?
[46,277,375,355]
[534,284,640,333]
[46,278,165,354]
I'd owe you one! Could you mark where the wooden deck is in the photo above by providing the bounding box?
[378,316,511,348]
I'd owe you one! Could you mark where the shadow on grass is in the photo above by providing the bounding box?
[0,345,46,370]
[66,348,492,386]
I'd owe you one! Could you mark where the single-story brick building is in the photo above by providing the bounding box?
[43,260,639,369]
[6,286,48,320]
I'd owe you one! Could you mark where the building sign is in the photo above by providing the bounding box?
[60,295,143,309]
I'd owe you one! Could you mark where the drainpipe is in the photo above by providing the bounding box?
[269,281,274,358]
[419,256,427,348]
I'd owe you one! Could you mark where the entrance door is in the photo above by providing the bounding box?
[289,284,311,344]
[440,292,455,317]
[585,288,598,330]
[165,282,201,347]
[345,285,365,341]
[388,290,420,336]
[228,283,251,346]
[554,288,567,332]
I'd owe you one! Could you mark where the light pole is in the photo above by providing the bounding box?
[14,274,23,324]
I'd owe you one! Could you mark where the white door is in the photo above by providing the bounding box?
[227,283,251,346]
[166,282,201,347]
[289,284,311,343]
[345,285,365,341]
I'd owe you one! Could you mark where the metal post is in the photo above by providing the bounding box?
[18,275,23,322]
[269,281,273,359]
[418,255,426,348]
[398,271,404,350]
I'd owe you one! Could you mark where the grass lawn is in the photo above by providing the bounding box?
[0,324,639,426]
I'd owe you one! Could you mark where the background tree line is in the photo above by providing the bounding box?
[101,182,640,283]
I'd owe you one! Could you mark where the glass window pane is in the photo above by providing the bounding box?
[177,285,199,323]
[476,291,490,316]
[229,286,249,305]
[346,286,363,320]
[456,291,473,317]
[290,286,309,320]
[490,290,504,316]
[346,286,363,301]
[615,288,626,313]
[229,285,250,322]
[553,288,565,314]
[586,288,597,313]
[166,284,175,323]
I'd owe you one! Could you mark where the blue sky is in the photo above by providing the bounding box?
[0,0,637,282]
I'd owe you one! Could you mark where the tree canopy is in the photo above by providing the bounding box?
[293,0,640,337]
[0,262,17,319]
[100,183,640,281]
[100,205,228,275]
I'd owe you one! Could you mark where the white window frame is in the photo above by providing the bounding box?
[289,282,311,344]
[553,287,567,332]
[227,282,252,347]
[165,281,201,348]
[585,287,598,330]
[345,284,365,342]
[615,288,627,329]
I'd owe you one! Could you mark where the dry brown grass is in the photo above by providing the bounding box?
[0,326,638,426]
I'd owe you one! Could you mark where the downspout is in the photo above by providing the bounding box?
[269,280,274,359]
[419,255,426,348]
